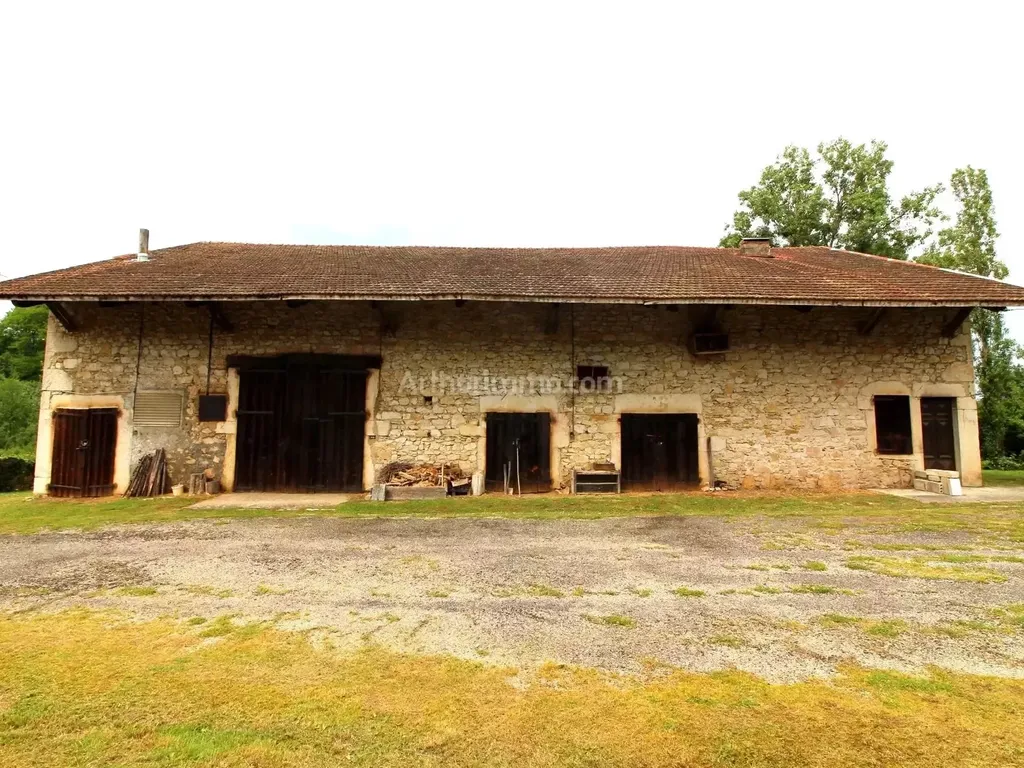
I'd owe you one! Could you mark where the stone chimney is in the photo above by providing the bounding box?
[739,237,772,257]
[136,229,150,262]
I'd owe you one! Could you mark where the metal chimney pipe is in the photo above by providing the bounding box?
[137,229,150,262]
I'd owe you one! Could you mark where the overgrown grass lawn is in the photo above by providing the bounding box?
[2,490,1024,539]
[983,469,1024,487]
[1,612,1023,767]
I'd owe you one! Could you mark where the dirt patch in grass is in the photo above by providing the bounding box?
[845,555,1008,583]
[5,612,1023,767]
[672,586,705,598]
[583,613,636,628]
[3,507,1023,682]
[4,488,1024,540]
[184,584,235,598]
[115,586,158,597]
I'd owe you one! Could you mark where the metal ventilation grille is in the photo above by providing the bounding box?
[134,391,183,427]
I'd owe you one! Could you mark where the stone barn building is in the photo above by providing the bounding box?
[3,236,1024,497]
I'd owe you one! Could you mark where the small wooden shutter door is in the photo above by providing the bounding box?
[50,408,119,497]
[484,412,551,493]
[620,414,699,491]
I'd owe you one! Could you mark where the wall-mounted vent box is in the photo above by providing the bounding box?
[198,394,228,422]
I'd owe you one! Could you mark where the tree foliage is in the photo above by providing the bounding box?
[0,305,48,381]
[724,146,1023,459]
[0,377,38,459]
[973,318,1024,459]
[0,305,47,458]
[721,138,944,260]
[917,167,1005,280]
[912,167,1021,458]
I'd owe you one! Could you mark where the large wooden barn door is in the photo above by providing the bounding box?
[485,412,551,493]
[922,397,958,471]
[49,408,118,497]
[234,369,287,491]
[235,363,366,492]
[620,414,699,491]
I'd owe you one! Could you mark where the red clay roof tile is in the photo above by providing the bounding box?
[1,242,1022,307]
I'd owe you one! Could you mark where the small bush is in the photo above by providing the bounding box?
[983,453,1024,471]
[0,456,34,492]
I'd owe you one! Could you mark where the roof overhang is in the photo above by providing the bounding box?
[5,294,1015,309]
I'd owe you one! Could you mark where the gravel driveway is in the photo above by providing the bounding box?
[2,514,1022,682]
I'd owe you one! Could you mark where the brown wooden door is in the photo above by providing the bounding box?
[621,414,699,491]
[485,413,551,493]
[921,397,957,471]
[50,408,118,497]
[235,365,366,492]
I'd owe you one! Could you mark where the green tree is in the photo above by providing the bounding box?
[0,377,39,458]
[721,138,944,259]
[917,167,1005,280]
[915,167,1020,458]
[972,318,1024,459]
[0,305,48,381]
[917,167,1007,362]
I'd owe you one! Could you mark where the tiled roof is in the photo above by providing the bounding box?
[1,242,1023,307]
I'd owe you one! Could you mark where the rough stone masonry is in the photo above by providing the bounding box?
[32,300,981,493]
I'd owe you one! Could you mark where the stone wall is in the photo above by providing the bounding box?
[34,300,979,493]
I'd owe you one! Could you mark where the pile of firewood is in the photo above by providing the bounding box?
[378,462,464,487]
[123,449,169,497]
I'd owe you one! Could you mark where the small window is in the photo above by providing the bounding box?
[134,391,183,428]
[576,365,611,392]
[874,395,912,455]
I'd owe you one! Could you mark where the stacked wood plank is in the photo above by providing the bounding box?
[378,462,464,487]
[188,469,218,495]
[123,449,169,497]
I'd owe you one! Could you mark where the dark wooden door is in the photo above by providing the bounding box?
[922,397,957,471]
[235,365,366,492]
[620,414,699,491]
[485,413,551,493]
[49,408,118,497]
[235,369,287,491]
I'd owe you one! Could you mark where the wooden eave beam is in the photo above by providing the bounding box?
[691,304,725,333]
[543,303,560,335]
[942,307,974,339]
[858,308,886,335]
[45,301,78,332]
[207,303,234,332]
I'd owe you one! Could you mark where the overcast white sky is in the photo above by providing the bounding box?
[1,1,1022,336]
